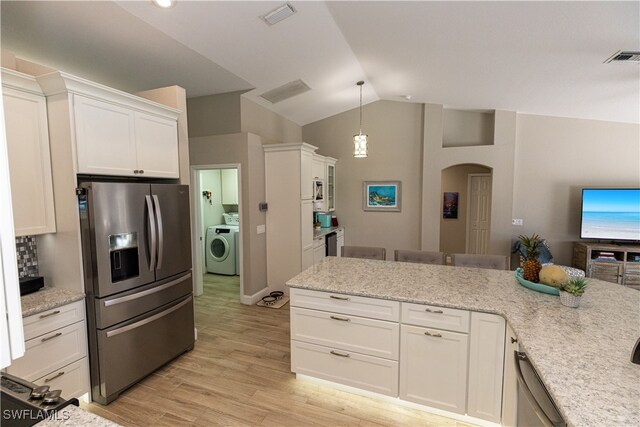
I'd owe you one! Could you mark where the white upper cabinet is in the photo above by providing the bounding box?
[220,169,238,205]
[325,157,337,212]
[312,154,325,181]
[37,71,180,179]
[2,69,56,236]
[300,150,313,200]
[134,111,179,178]
[73,95,137,177]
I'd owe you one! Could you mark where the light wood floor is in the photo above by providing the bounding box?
[83,274,473,426]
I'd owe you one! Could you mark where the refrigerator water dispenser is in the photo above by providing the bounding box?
[109,233,139,282]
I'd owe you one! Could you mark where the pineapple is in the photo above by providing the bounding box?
[519,234,543,282]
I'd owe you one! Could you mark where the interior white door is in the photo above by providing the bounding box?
[467,174,492,254]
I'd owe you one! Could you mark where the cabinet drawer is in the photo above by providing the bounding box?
[401,302,470,333]
[291,340,398,397]
[7,321,87,382]
[290,288,400,322]
[291,307,399,360]
[23,300,85,341]
[34,357,89,399]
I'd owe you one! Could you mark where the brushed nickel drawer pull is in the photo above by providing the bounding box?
[330,350,350,357]
[424,331,442,338]
[44,371,65,383]
[425,308,444,314]
[41,332,62,342]
[329,295,350,301]
[330,315,350,322]
[39,310,61,319]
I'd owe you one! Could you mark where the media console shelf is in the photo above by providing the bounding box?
[573,242,640,290]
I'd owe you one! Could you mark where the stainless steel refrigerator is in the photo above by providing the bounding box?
[78,181,194,404]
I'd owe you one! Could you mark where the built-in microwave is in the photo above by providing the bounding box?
[313,179,324,201]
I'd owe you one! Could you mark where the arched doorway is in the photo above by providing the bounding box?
[440,164,493,254]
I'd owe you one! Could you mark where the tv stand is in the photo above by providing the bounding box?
[572,242,640,290]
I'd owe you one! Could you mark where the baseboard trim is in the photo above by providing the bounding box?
[240,287,271,305]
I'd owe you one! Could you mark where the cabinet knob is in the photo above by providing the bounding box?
[134,170,139,174]
[139,170,144,174]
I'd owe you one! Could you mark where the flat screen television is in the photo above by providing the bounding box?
[580,188,640,241]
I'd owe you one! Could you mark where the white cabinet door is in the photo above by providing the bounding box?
[74,95,137,176]
[313,242,326,265]
[3,88,56,235]
[134,112,179,178]
[301,200,313,253]
[502,324,519,427]
[400,324,468,414]
[312,155,325,180]
[221,169,238,204]
[467,312,506,423]
[326,160,336,212]
[300,150,313,200]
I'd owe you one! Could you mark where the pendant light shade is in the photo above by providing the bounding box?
[353,81,368,158]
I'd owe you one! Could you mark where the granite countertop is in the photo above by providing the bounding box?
[21,287,85,317]
[313,225,342,238]
[286,257,640,427]
[36,404,120,426]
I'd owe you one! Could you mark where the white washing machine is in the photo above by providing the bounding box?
[205,225,238,275]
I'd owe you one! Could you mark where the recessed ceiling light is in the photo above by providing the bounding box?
[152,0,175,9]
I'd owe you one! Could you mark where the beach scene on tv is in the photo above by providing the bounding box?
[581,189,640,241]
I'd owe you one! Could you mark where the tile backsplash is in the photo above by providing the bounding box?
[16,236,38,278]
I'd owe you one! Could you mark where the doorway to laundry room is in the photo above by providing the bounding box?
[192,164,243,300]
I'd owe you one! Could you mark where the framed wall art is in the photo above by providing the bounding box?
[363,181,401,212]
[443,191,459,219]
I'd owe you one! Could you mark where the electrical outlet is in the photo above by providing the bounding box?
[257,224,266,234]
[512,219,524,226]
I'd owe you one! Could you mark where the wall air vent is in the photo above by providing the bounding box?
[604,51,640,63]
[260,79,311,104]
[261,3,296,26]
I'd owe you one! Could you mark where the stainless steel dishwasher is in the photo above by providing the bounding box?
[514,351,566,427]
[325,231,337,256]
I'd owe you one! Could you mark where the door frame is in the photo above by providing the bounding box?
[465,173,492,254]
[190,163,243,298]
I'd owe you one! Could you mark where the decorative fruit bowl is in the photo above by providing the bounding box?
[515,268,559,296]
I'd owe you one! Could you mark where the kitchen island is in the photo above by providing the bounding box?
[286,257,640,427]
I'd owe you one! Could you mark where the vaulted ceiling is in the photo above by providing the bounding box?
[2,1,638,125]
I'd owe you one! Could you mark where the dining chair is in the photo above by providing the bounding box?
[450,253,510,270]
[341,246,386,260]
[394,249,446,265]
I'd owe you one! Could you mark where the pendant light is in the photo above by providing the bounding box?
[353,81,368,158]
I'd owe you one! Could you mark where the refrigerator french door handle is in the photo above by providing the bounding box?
[514,351,556,427]
[145,195,157,271]
[152,194,164,270]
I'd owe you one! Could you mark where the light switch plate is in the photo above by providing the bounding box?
[257,224,266,234]
[512,219,524,226]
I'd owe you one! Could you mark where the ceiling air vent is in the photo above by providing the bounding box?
[261,3,296,26]
[604,51,640,63]
[260,79,311,104]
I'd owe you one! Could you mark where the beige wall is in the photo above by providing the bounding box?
[440,164,492,254]
[189,133,267,297]
[240,97,302,144]
[187,91,243,137]
[302,100,425,259]
[443,109,494,147]
[513,114,640,265]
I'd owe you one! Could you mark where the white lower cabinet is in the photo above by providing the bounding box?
[467,312,506,423]
[289,288,506,424]
[399,324,469,414]
[291,340,399,396]
[6,300,89,399]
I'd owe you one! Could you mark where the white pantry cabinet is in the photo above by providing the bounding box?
[264,143,318,290]
[36,71,180,179]
[2,69,56,236]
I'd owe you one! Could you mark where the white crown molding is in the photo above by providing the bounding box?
[1,68,44,95]
[263,142,318,153]
[36,71,180,120]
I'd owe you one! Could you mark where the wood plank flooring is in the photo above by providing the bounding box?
[83,274,473,426]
